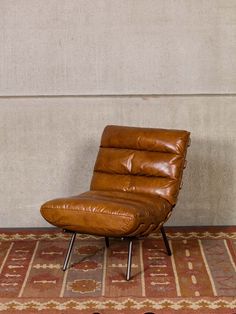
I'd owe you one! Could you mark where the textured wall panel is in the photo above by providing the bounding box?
[0,96,235,227]
[0,0,236,95]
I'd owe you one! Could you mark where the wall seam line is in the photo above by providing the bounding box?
[0,93,236,99]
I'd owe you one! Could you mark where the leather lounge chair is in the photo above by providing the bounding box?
[40,125,190,280]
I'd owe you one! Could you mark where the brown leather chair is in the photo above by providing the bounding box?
[40,125,190,280]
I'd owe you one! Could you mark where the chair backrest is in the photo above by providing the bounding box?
[90,125,190,205]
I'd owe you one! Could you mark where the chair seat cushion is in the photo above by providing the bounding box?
[40,190,172,237]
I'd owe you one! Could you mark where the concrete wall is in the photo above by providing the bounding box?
[0,1,236,227]
[1,97,235,227]
[1,0,236,95]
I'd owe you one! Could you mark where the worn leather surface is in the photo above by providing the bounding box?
[41,190,172,237]
[41,125,190,237]
[91,125,190,205]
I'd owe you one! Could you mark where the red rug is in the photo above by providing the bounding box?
[0,227,235,313]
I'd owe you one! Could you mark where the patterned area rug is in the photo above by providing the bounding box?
[0,227,235,313]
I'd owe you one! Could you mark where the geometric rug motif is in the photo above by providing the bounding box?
[0,226,235,313]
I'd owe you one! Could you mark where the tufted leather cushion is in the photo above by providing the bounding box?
[91,125,190,205]
[40,190,172,237]
[40,125,190,237]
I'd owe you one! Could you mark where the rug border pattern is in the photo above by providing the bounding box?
[0,231,236,241]
[0,298,236,311]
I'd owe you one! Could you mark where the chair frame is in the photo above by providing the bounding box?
[62,226,171,281]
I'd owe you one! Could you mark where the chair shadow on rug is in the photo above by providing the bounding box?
[40,125,190,280]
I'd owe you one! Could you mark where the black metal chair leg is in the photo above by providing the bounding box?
[126,239,133,281]
[105,237,109,248]
[62,232,77,271]
[160,226,172,256]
